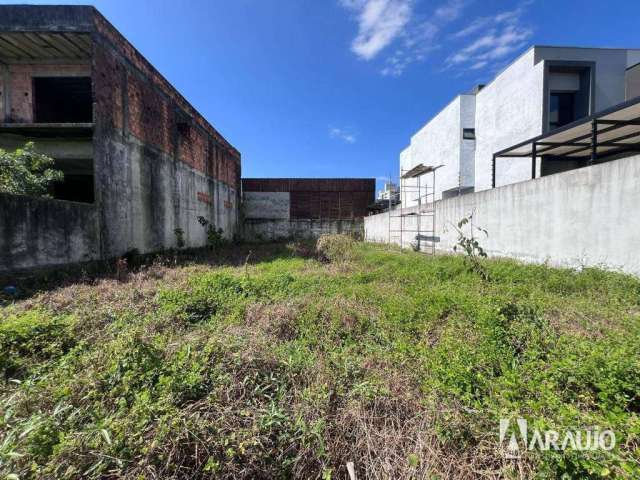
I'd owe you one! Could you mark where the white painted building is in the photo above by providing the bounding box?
[377,181,399,201]
[400,46,640,201]
[400,93,477,205]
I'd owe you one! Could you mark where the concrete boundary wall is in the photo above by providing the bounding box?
[244,218,363,241]
[365,156,640,275]
[242,192,364,241]
[243,192,290,220]
[0,193,100,272]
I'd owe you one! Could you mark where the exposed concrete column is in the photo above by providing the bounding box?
[89,33,104,261]
[1,61,10,122]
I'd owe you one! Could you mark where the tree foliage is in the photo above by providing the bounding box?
[0,142,63,197]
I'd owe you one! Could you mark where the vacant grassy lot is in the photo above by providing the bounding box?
[1,239,639,479]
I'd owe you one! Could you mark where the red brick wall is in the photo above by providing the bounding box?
[93,46,123,130]
[242,178,375,219]
[92,11,240,190]
[127,71,173,154]
[178,124,207,173]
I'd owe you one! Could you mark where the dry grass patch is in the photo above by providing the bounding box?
[1,241,639,479]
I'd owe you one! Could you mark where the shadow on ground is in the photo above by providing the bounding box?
[0,240,317,304]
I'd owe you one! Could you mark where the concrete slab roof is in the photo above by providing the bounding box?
[0,5,95,32]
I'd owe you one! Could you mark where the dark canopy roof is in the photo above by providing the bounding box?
[495,96,640,159]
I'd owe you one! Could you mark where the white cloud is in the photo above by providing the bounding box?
[469,60,488,70]
[451,16,491,39]
[329,126,357,144]
[339,0,533,76]
[378,1,463,77]
[376,0,472,76]
[340,0,413,60]
[434,0,466,21]
[381,20,439,76]
[445,3,533,72]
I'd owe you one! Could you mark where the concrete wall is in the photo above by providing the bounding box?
[365,156,640,275]
[241,179,373,241]
[243,192,290,220]
[91,8,240,257]
[242,191,364,241]
[244,219,364,241]
[96,135,237,255]
[400,95,476,203]
[0,193,100,272]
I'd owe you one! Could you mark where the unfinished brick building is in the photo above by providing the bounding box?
[0,5,240,271]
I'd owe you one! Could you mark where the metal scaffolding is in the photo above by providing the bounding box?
[389,164,441,255]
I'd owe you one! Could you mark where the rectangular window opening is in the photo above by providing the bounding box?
[549,91,576,130]
[547,65,592,131]
[33,77,93,123]
[51,157,94,203]
[463,128,476,140]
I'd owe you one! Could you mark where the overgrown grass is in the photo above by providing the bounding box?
[1,239,639,479]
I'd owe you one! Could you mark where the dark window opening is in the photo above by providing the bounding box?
[462,128,476,140]
[549,92,576,130]
[50,158,94,203]
[546,65,591,132]
[177,121,191,136]
[33,77,93,123]
[541,156,585,177]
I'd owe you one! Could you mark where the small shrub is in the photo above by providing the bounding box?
[174,228,185,249]
[0,310,76,378]
[197,216,226,251]
[452,214,490,281]
[0,142,63,197]
[316,234,356,263]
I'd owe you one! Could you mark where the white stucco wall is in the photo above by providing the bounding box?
[474,48,544,192]
[365,156,640,276]
[459,94,476,190]
[475,47,640,192]
[400,94,476,204]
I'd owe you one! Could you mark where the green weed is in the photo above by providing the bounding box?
[1,241,639,479]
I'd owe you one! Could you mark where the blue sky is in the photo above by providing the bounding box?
[5,0,640,191]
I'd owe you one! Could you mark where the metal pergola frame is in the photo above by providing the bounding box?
[491,95,640,188]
